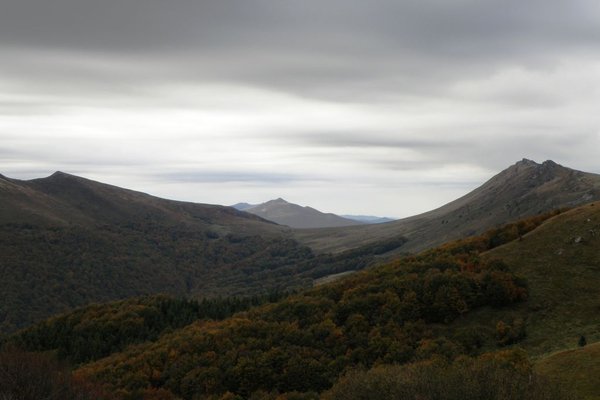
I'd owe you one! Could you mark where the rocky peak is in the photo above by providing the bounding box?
[268,198,289,205]
[516,158,539,167]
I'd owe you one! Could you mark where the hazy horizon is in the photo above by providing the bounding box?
[2,1,600,217]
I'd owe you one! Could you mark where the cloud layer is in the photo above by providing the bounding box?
[1,1,600,216]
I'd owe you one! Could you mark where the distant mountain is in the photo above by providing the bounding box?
[231,202,256,211]
[295,159,600,253]
[233,203,394,226]
[241,198,364,228]
[341,215,395,224]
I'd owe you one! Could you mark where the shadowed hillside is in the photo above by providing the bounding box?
[58,204,599,399]
[0,172,406,333]
[295,159,600,253]
[6,202,599,399]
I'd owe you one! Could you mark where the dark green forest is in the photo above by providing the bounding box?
[67,232,535,398]
[0,219,405,333]
[6,294,286,365]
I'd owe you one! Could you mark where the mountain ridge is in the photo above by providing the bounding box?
[0,172,311,333]
[294,159,600,253]
[0,172,408,333]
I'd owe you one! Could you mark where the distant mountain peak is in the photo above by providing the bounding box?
[542,159,558,166]
[298,159,600,254]
[270,198,289,204]
[45,171,82,182]
[514,159,562,169]
[230,202,256,211]
[516,158,539,167]
[239,198,362,228]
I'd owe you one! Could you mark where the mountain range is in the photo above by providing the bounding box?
[1,159,600,399]
[2,159,600,334]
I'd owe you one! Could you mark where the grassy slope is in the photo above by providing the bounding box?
[535,341,600,400]
[483,202,600,355]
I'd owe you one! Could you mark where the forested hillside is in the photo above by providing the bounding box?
[3,206,597,399]
[0,172,406,333]
[1,210,561,399]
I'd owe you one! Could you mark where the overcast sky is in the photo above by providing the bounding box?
[2,0,600,217]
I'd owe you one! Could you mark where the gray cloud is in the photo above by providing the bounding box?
[274,131,468,150]
[2,1,600,216]
[2,0,600,102]
[159,171,324,185]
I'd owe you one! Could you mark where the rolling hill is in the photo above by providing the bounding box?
[295,159,600,253]
[234,198,363,228]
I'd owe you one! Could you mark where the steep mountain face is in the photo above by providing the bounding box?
[295,159,600,253]
[241,198,363,228]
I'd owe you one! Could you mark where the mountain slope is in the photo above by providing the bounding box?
[241,198,363,228]
[0,173,307,333]
[0,172,407,334]
[295,159,600,253]
[72,239,530,398]
[0,171,278,230]
[481,201,600,354]
[62,204,600,399]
